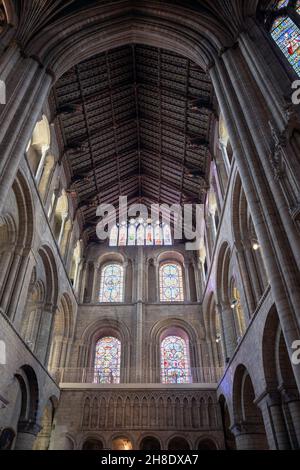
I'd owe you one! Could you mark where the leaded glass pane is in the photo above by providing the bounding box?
[94,336,121,384]
[99,264,124,302]
[163,224,172,246]
[118,224,127,247]
[109,225,119,247]
[271,5,300,75]
[159,263,184,302]
[161,335,191,384]
[128,222,136,246]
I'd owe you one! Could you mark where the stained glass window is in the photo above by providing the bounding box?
[163,224,172,246]
[271,1,300,76]
[137,223,145,246]
[119,223,127,247]
[128,220,136,246]
[108,219,172,246]
[109,225,119,247]
[154,223,163,246]
[94,336,121,384]
[159,263,184,302]
[99,264,124,303]
[161,335,192,384]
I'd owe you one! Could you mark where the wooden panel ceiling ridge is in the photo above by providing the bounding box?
[51,43,214,241]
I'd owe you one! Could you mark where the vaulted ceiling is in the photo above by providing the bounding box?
[50,44,214,241]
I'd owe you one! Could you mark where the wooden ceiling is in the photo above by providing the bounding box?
[51,44,214,241]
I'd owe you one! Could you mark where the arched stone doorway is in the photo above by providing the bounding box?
[198,439,218,450]
[112,436,133,451]
[140,436,161,451]
[219,395,236,450]
[82,439,104,450]
[232,365,268,450]
[168,437,190,451]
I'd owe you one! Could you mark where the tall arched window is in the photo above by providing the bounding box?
[161,335,192,384]
[94,336,121,384]
[269,0,300,76]
[159,263,184,302]
[99,263,124,303]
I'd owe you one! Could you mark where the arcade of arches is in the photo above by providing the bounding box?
[1,0,300,451]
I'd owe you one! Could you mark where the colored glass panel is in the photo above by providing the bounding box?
[94,336,121,384]
[159,263,184,302]
[271,3,300,75]
[99,264,124,302]
[161,335,191,384]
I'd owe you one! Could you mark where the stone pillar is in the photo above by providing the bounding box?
[91,262,99,303]
[231,422,268,450]
[219,139,231,174]
[15,422,41,450]
[257,392,291,450]
[281,388,300,449]
[0,250,22,315]
[135,247,144,383]
[79,261,88,303]
[184,261,191,302]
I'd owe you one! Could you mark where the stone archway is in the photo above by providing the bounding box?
[168,436,190,451]
[140,436,161,451]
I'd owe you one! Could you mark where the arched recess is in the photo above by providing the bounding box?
[167,436,191,451]
[197,438,218,450]
[78,318,131,384]
[0,170,34,321]
[158,254,185,302]
[139,436,161,451]
[148,318,203,383]
[219,395,236,450]
[91,252,127,304]
[231,172,268,315]
[232,365,268,450]
[262,306,300,449]
[215,242,238,360]
[82,438,104,450]
[24,245,58,365]
[14,365,39,450]
[48,293,75,377]
[203,293,225,375]
[26,115,51,181]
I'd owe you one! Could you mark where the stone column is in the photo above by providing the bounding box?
[0,250,22,315]
[15,422,41,451]
[79,261,88,303]
[281,388,300,449]
[231,422,268,450]
[135,247,144,383]
[91,262,99,303]
[257,392,291,450]
[184,261,191,302]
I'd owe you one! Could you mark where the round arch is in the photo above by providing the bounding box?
[167,435,191,451]
[80,317,131,384]
[148,317,204,383]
